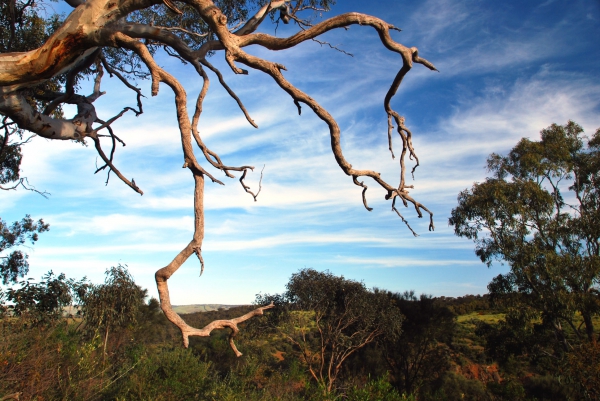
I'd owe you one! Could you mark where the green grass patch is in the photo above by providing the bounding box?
[457,312,505,324]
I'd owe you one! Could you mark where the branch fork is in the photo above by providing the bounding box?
[0,0,437,356]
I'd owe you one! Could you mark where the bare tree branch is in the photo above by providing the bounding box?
[0,0,437,356]
[239,165,264,202]
[0,177,49,198]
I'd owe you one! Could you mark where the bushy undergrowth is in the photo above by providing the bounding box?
[0,307,412,400]
[1,270,597,400]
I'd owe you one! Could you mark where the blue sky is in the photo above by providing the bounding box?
[2,0,600,304]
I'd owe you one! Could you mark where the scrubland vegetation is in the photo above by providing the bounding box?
[1,266,598,400]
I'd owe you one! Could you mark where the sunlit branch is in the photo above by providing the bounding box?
[0,0,438,356]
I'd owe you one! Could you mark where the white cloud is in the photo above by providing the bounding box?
[442,71,600,147]
[47,213,195,236]
[334,255,480,268]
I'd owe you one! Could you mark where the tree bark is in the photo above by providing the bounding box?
[1,0,436,356]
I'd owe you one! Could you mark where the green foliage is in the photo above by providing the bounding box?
[0,134,21,185]
[0,215,49,284]
[450,121,600,348]
[486,379,527,401]
[0,267,176,400]
[475,306,557,371]
[425,372,489,401]
[256,269,403,393]
[6,270,82,324]
[0,0,65,115]
[381,291,455,396]
[346,375,415,401]
[0,0,62,54]
[437,294,492,315]
[560,341,600,400]
[79,265,143,332]
[78,264,146,357]
[0,316,111,400]
[2,266,596,400]
[110,347,212,400]
[456,312,505,325]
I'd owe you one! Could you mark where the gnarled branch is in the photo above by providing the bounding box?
[0,0,436,356]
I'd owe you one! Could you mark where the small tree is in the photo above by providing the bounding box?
[381,291,454,396]
[79,265,145,356]
[0,215,49,285]
[5,270,78,325]
[257,269,403,393]
[450,121,600,349]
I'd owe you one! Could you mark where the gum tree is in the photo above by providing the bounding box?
[450,121,600,347]
[256,269,404,393]
[1,0,52,284]
[0,0,437,355]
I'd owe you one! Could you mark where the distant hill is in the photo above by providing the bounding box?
[60,304,245,316]
[171,304,244,314]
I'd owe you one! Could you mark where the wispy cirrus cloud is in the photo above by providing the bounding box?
[333,255,480,268]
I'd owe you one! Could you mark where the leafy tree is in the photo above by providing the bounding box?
[381,291,455,396]
[4,270,79,324]
[435,294,491,315]
[450,121,600,349]
[256,269,404,393]
[0,0,62,190]
[1,0,437,353]
[1,64,49,285]
[474,304,555,368]
[78,265,145,355]
[0,0,53,286]
[0,215,49,285]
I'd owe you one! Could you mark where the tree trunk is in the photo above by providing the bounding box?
[582,312,595,342]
